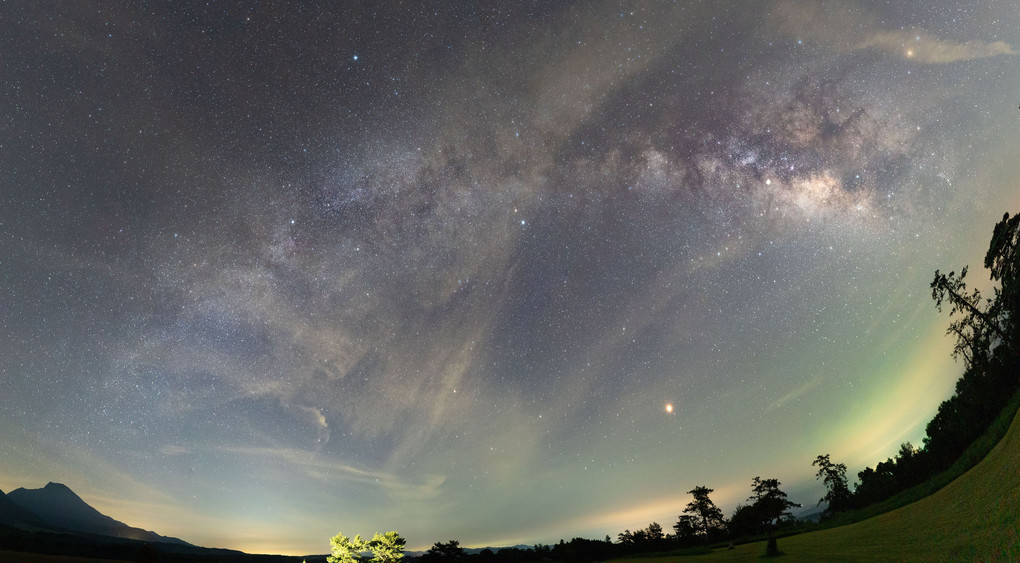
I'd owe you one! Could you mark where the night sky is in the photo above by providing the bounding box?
[2,1,1020,556]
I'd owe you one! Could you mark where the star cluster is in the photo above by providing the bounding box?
[2,1,1019,555]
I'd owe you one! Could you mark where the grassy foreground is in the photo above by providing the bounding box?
[613,406,1020,562]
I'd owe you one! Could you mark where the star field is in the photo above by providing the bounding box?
[2,1,1020,555]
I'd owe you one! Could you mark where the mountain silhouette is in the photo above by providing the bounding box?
[4,482,190,546]
[0,487,47,529]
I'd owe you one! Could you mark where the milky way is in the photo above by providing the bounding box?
[2,1,1019,555]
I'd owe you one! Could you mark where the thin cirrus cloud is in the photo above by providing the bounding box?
[856,30,1014,63]
[771,0,1015,63]
[212,445,447,501]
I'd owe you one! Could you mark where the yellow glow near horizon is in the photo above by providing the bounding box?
[542,480,748,541]
[830,323,959,470]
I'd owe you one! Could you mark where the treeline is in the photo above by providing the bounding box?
[409,478,802,562]
[411,538,619,563]
[407,534,702,562]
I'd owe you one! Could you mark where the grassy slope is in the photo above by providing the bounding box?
[615,405,1020,562]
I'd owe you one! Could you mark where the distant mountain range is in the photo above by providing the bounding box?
[0,486,46,529]
[0,482,290,561]
[0,482,190,545]
[0,484,641,561]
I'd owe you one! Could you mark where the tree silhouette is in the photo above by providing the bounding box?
[932,212,1020,360]
[748,477,800,556]
[727,503,764,540]
[617,523,665,552]
[423,539,466,560]
[985,212,1020,341]
[672,515,699,546]
[931,267,1000,365]
[681,486,726,540]
[617,529,637,545]
[644,521,664,542]
[812,454,851,514]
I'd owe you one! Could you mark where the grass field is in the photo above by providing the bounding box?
[611,405,1020,562]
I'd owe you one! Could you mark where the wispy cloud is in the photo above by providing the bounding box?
[856,30,1014,63]
[213,445,446,501]
[765,376,825,414]
[282,403,331,448]
[771,0,1014,63]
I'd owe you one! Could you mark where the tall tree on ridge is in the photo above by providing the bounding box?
[681,486,726,540]
[748,477,800,556]
[812,454,851,515]
[931,212,1020,362]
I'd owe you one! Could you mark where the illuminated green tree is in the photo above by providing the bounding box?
[327,531,365,563]
[366,531,406,563]
[327,530,405,563]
